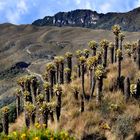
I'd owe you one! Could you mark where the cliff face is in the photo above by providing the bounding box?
[32,7,140,32]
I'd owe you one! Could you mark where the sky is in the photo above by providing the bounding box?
[0,0,140,24]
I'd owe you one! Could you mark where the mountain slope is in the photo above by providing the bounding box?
[32,7,140,32]
[0,24,140,108]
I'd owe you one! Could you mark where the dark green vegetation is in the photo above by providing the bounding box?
[33,7,140,32]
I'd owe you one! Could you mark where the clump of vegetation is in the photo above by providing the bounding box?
[0,127,75,140]
[114,115,134,139]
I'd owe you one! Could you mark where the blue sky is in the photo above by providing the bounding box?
[0,0,140,24]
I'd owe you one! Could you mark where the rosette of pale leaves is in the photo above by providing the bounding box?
[24,102,35,116]
[54,84,62,95]
[30,75,38,84]
[65,52,73,58]
[43,82,50,90]
[86,56,97,70]
[95,65,106,79]
[123,42,131,50]
[116,49,123,59]
[126,49,132,57]
[54,56,60,65]
[2,106,9,114]
[83,49,90,56]
[15,88,22,97]
[88,40,97,50]
[64,68,71,73]
[46,62,55,71]
[39,102,49,114]
[119,33,125,41]
[57,56,65,63]
[23,91,30,99]
[47,102,56,112]
[75,50,82,58]
[36,94,45,104]
[112,24,121,36]
[78,56,86,64]
[100,39,109,48]
[130,84,137,95]
[109,42,114,49]
[42,72,48,81]
[131,42,137,52]
[17,76,26,87]
[96,51,102,59]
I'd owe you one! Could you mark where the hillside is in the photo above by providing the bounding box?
[32,7,140,32]
[1,23,140,140]
[0,24,140,108]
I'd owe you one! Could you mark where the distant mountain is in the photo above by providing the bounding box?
[32,7,140,32]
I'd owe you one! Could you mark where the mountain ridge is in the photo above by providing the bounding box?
[32,7,140,32]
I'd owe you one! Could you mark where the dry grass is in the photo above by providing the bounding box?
[55,58,140,139]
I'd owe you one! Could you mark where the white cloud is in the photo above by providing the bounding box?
[75,0,81,5]
[17,0,28,14]
[85,1,92,9]
[0,1,6,10]
[3,0,29,24]
[134,0,140,7]
[100,3,111,13]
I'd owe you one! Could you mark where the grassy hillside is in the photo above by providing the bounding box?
[0,24,140,109]
[0,24,140,139]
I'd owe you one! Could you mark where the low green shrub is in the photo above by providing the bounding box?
[0,126,75,140]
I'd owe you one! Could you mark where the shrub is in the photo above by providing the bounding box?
[114,115,134,139]
[0,127,75,140]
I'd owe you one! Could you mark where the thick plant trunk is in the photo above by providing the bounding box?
[16,96,20,117]
[42,110,48,128]
[78,64,81,78]
[31,81,38,106]
[110,47,114,64]
[90,67,96,98]
[89,69,93,90]
[31,113,36,126]
[124,77,130,102]
[117,58,121,88]
[96,78,103,104]
[56,106,61,121]
[81,64,86,98]
[92,48,96,56]
[67,58,72,81]
[80,95,84,112]
[136,79,140,98]
[65,72,71,84]
[115,36,119,62]
[2,112,9,135]
[137,40,140,70]
[49,70,54,98]
[56,93,61,121]
[118,59,121,80]
[50,111,54,122]
[56,65,59,83]
[120,40,123,50]
[103,47,108,67]
[25,111,30,128]
[133,50,137,62]
[53,70,56,85]
[60,63,64,84]
[45,88,50,102]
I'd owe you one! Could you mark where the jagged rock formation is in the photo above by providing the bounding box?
[32,7,140,32]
